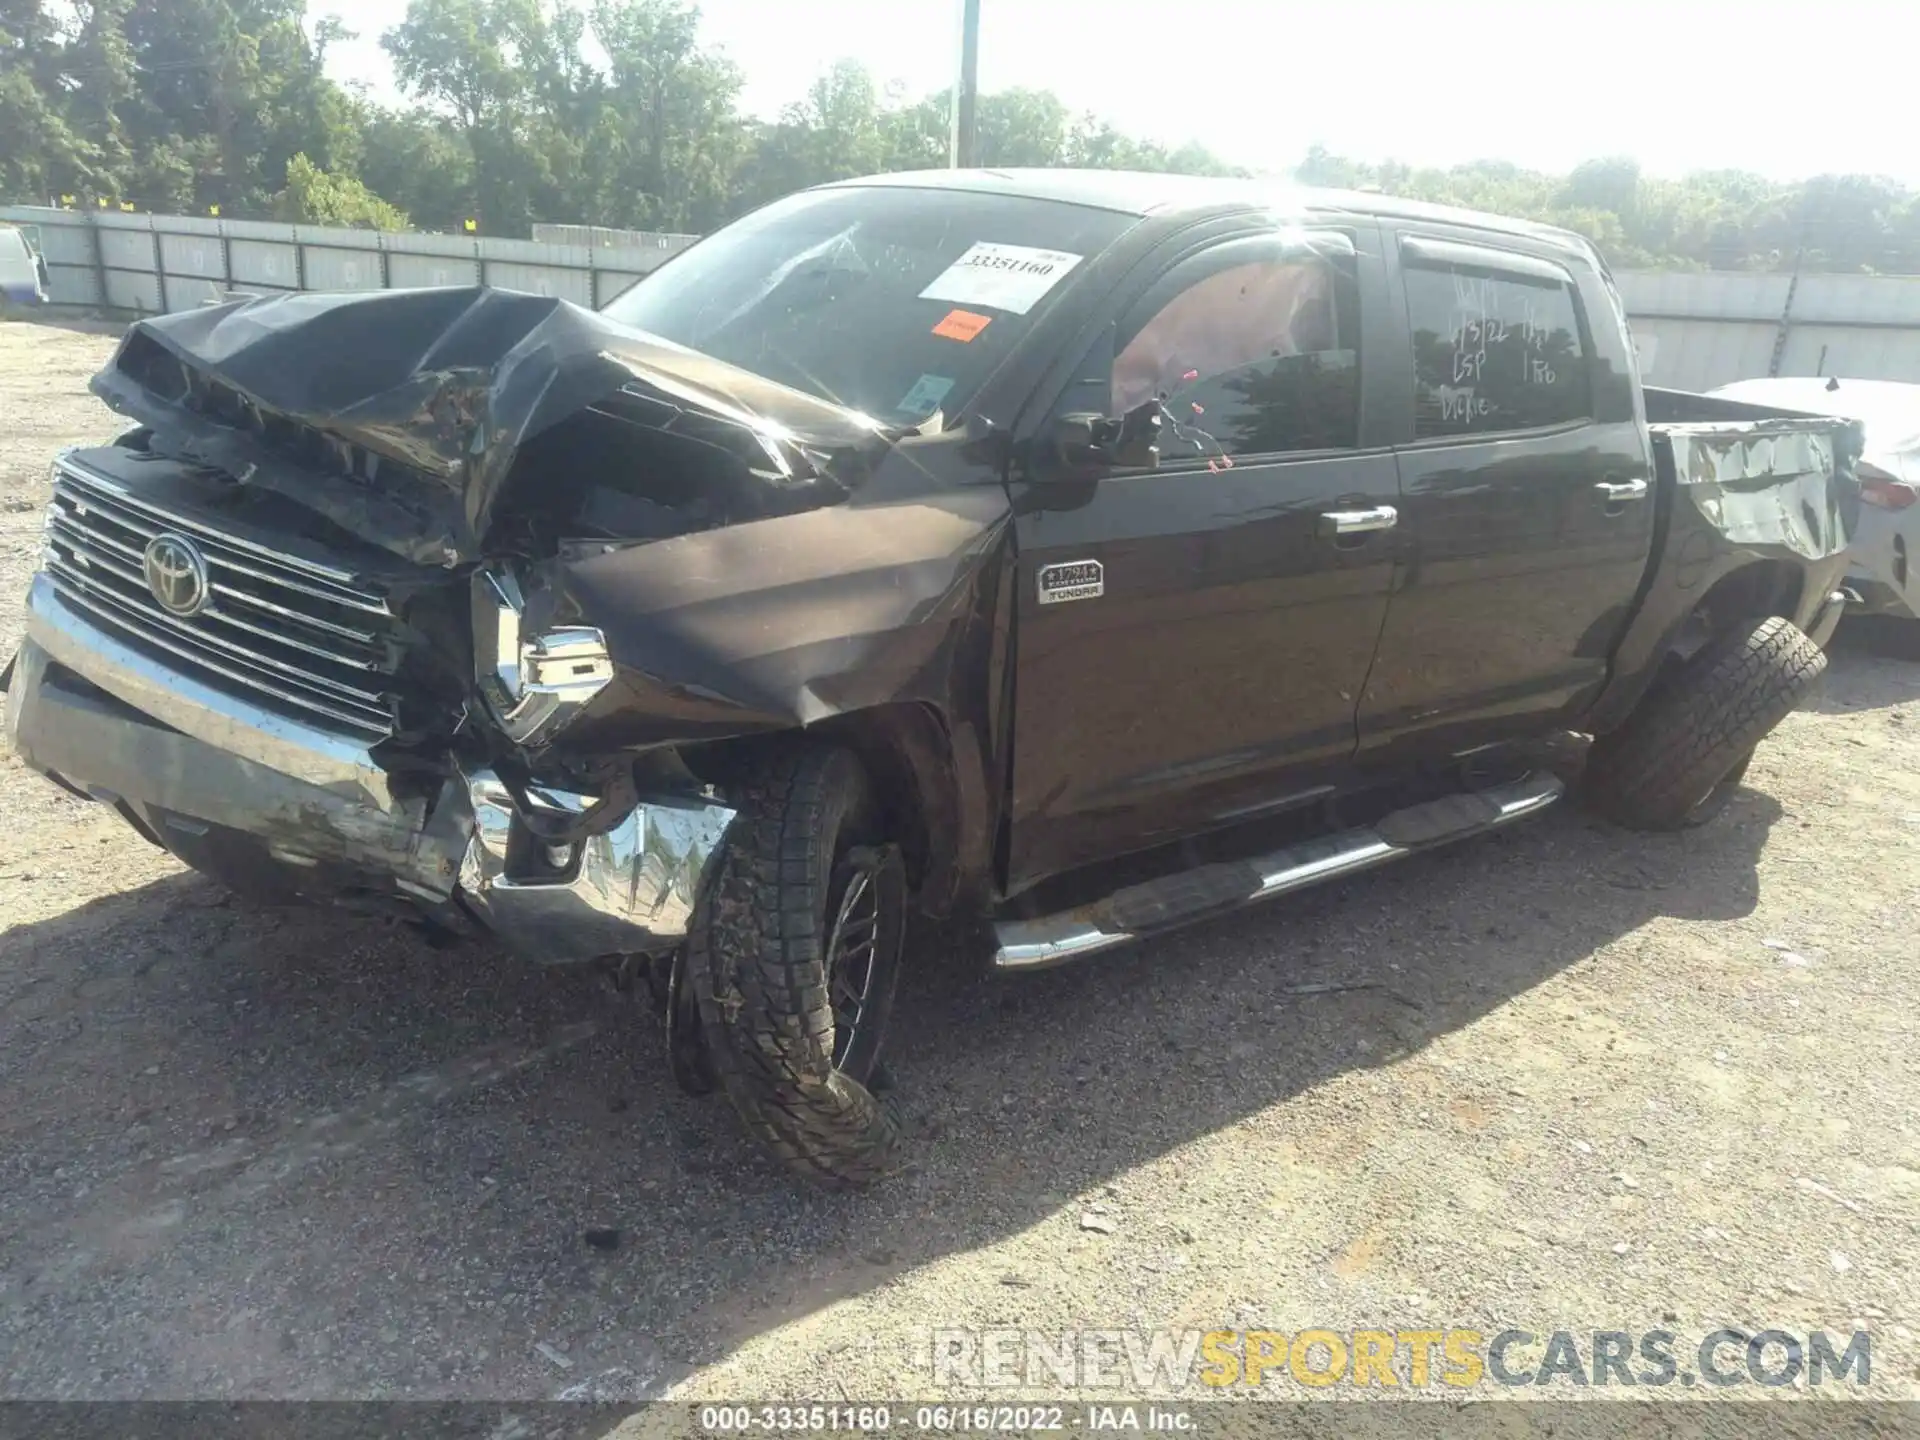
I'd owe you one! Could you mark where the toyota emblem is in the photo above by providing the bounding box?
[143,533,211,617]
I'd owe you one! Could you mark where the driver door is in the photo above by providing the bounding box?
[1005,224,1403,891]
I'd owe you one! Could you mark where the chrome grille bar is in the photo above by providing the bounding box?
[44,571,395,736]
[43,457,400,740]
[41,509,383,647]
[42,547,386,694]
[56,456,387,599]
[55,465,390,615]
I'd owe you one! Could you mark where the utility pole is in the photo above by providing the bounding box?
[950,0,980,168]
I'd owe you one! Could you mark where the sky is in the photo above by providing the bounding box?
[318,0,1920,185]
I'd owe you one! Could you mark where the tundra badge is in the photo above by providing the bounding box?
[1037,560,1104,606]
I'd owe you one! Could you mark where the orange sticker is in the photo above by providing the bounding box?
[932,308,992,343]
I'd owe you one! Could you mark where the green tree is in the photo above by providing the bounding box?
[0,0,86,200]
[976,87,1068,168]
[586,0,745,231]
[12,0,1920,281]
[1296,144,1370,189]
[382,0,556,230]
[356,104,474,230]
[736,60,885,211]
[272,151,408,227]
[732,61,1240,214]
[1558,157,1642,223]
[878,88,947,172]
[52,0,139,198]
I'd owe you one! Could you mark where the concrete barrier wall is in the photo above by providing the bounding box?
[1,207,689,317]
[1616,270,1920,390]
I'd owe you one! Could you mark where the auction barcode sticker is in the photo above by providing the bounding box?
[919,242,1085,315]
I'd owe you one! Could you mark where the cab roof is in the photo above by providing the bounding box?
[832,168,1591,251]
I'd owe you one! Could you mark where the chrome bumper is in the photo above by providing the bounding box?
[459,774,733,961]
[4,574,734,962]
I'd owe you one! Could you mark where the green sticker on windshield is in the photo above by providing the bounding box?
[896,374,956,418]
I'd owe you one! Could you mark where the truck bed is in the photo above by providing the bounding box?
[1585,386,1864,733]
[1646,385,1864,558]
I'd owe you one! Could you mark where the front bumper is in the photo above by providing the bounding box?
[4,573,734,962]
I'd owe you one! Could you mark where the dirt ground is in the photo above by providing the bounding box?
[1,316,1918,1408]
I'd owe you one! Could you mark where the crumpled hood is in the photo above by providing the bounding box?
[90,286,890,566]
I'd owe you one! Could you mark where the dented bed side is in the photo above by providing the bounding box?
[1586,393,1863,735]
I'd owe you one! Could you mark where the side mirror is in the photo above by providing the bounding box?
[1111,401,1164,469]
[1050,412,1110,469]
[1049,402,1163,472]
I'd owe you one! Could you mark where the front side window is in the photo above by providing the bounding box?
[1405,258,1591,438]
[1107,243,1361,462]
[602,186,1133,427]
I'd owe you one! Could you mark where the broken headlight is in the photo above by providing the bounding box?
[471,567,613,747]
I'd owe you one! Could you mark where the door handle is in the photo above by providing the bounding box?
[1318,505,1398,536]
[1595,477,1650,504]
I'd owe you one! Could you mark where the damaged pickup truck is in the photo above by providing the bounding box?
[4,171,1862,1187]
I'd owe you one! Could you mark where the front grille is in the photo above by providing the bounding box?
[41,458,400,740]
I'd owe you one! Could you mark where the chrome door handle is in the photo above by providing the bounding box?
[1595,478,1649,503]
[1318,505,1398,536]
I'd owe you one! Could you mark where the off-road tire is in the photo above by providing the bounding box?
[1584,614,1826,831]
[687,745,905,1189]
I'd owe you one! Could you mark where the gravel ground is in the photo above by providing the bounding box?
[2,317,1919,1408]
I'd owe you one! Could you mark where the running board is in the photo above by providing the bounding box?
[992,772,1564,971]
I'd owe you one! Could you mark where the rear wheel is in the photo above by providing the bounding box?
[1584,615,1825,831]
[1667,751,1753,830]
[687,745,907,1188]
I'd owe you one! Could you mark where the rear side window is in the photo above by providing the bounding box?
[1404,253,1591,439]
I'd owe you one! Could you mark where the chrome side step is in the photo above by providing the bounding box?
[992,771,1564,971]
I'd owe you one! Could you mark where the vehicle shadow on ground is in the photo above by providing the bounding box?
[0,762,1790,1398]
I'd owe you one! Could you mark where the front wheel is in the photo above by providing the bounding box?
[687,745,907,1188]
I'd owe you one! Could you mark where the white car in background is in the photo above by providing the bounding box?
[0,224,50,313]
[1710,377,1920,623]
